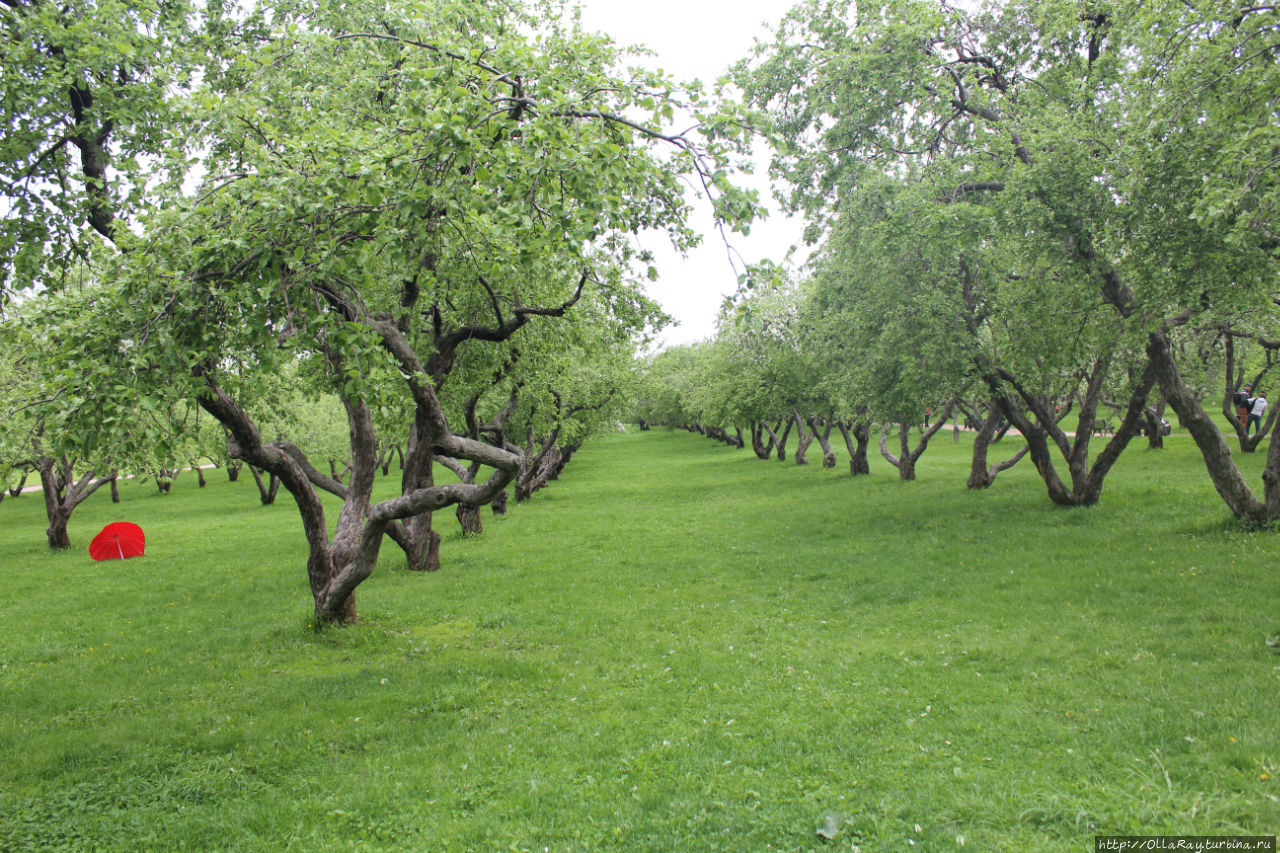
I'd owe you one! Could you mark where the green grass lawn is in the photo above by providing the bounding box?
[2,429,1278,851]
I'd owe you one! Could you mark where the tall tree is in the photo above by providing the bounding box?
[1125,2,1280,522]
[0,0,210,295]
[87,0,758,622]
[734,0,1168,503]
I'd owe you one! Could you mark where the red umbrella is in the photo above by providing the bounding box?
[89,522,146,561]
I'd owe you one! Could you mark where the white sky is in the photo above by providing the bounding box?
[572,0,805,349]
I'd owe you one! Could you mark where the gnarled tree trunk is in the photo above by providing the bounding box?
[248,465,280,505]
[837,420,871,476]
[792,410,812,465]
[985,353,1155,506]
[807,414,838,468]
[396,419,442,571]
[967,397,1030,489]
[1148,327,1278,523]
[774,417,792,461]
[199,351,521,624]
[37,455,113,550]
[1218,328,1279,453]
[1143,395,1169,450]
[750,422,775,460]
[878,401,955,481]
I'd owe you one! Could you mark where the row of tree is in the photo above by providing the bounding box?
[637,0,1279,521]
[0,0,761,623]
[4,0,1277,623]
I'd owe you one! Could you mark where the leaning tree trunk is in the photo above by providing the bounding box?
[248,466,280,505]
[807,415,838,468]
[837,420,871,476]
[792,410,812,465]
[199,378,362,623]
[967,397,1031,489]
[774,417,792,462]
[397,420,441,571]
[1219,329,1278,454]
[37,456,113,550]
[518,443,565,500]
[879,403,956,482]
[549,443,578,481]
[1147,328,1278,522]
[985,353,1154,506]
[750,422,775,460]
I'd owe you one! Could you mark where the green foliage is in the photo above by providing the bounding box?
[82,0,758,487]
[0,0,208,294]
[0,285,178,478]
[701,0,1278,505]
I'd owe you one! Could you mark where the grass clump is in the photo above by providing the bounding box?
[1,429,1277,850]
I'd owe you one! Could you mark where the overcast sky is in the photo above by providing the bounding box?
[571,0,805,349]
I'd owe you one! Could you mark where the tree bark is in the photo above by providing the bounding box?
[837,420,871,476]
[807,415,838,468]
[455,503,482,535]
[46,506,72,550]
[774,416,792,461]
[189,269,534,622]
[1148,328,1271,522]
[878,402,956,481]
[37,455,113,550]
[248,466,280,505]
[967,397,1030,489]
[517,441,565,501]
[985,353,1155,506]
[1219,329,1278,453]
[792,410,812,465]
[397,419,441,571]
[750,422,775,460]
[878,423,916,481]
[1144,395,1168,450]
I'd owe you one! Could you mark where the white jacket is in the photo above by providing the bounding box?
[1252,396,1269,417]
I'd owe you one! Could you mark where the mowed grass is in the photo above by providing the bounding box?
[1,428,1278,851]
